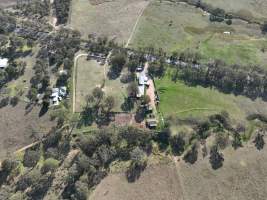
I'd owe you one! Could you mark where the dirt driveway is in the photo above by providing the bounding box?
[144,62,156,109]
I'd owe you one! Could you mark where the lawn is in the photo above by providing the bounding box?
[75,57,105,112]
[130,0,267,67]
[155,70,267,121]
[104,68,129,112]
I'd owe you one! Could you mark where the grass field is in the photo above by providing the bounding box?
[91,140,267,200]
[75,57,105,112]
[130,1,267,66]
[69,0,149,43]
[155,70,267,121]
[203,0,267,23]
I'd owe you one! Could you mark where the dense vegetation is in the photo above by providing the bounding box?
[54,0,72,25]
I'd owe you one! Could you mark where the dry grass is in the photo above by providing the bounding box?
[177,142,267,200]
[0,102,55,160]
[91,140,267,200]
[0,0,17,8]
[69,0,149,43]
[90,162,184,200]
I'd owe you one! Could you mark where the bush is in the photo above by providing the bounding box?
[253,133,265,150]
[16,169,41,191]
[41,158,60,174]
[0,97,9,108]
[170,134,185,156]
[10,96,19,106]
[23,150,40,168]
[209,145,224,170]
[183,143,198,164]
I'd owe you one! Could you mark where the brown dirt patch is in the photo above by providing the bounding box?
[90,162,184,200]
[0,102,55,159]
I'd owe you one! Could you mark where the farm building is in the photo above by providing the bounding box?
[146,118,158,128]
[137,71,149,97]
[51,86,67,106]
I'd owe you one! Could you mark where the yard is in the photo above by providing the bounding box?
[155,70,267,122]
[130,0,267,67]
[104,68,129,112]
[75,57,105,112]
[75,56,127,113]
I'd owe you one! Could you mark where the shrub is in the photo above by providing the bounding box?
[209,145,224,170]
[23,150,40,168]
[0,97,9,108]
[170,134,185,156]
[41,158,60,174]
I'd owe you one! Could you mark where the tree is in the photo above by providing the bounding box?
[92,87,104,104]
[109,53,126,78]
[10,96,19,107]
[127,60,139,73]
[253,133,265,150]
[135,105,146,123]
[156,128,171,150]
[209,145,224,170]
[73,180,88,200]
[232,132,242,149]
[127,82,138,97]
[261,21,267,34]
[41,158,59,174]
[183,143,198,164]
[170,134,185,156]
[215,132,229,150]
[126,147,147,182]
[103,96,115,112]
[23,149,40,168]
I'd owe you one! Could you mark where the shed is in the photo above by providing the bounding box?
[146,118,158,128]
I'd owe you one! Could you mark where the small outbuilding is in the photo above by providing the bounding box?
[0,58,8,69]
[146,118,158,128]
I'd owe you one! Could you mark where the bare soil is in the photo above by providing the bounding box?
[0,102,55,160]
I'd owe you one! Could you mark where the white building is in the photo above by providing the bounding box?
[51,87,67,106]
[0,58,8,69]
